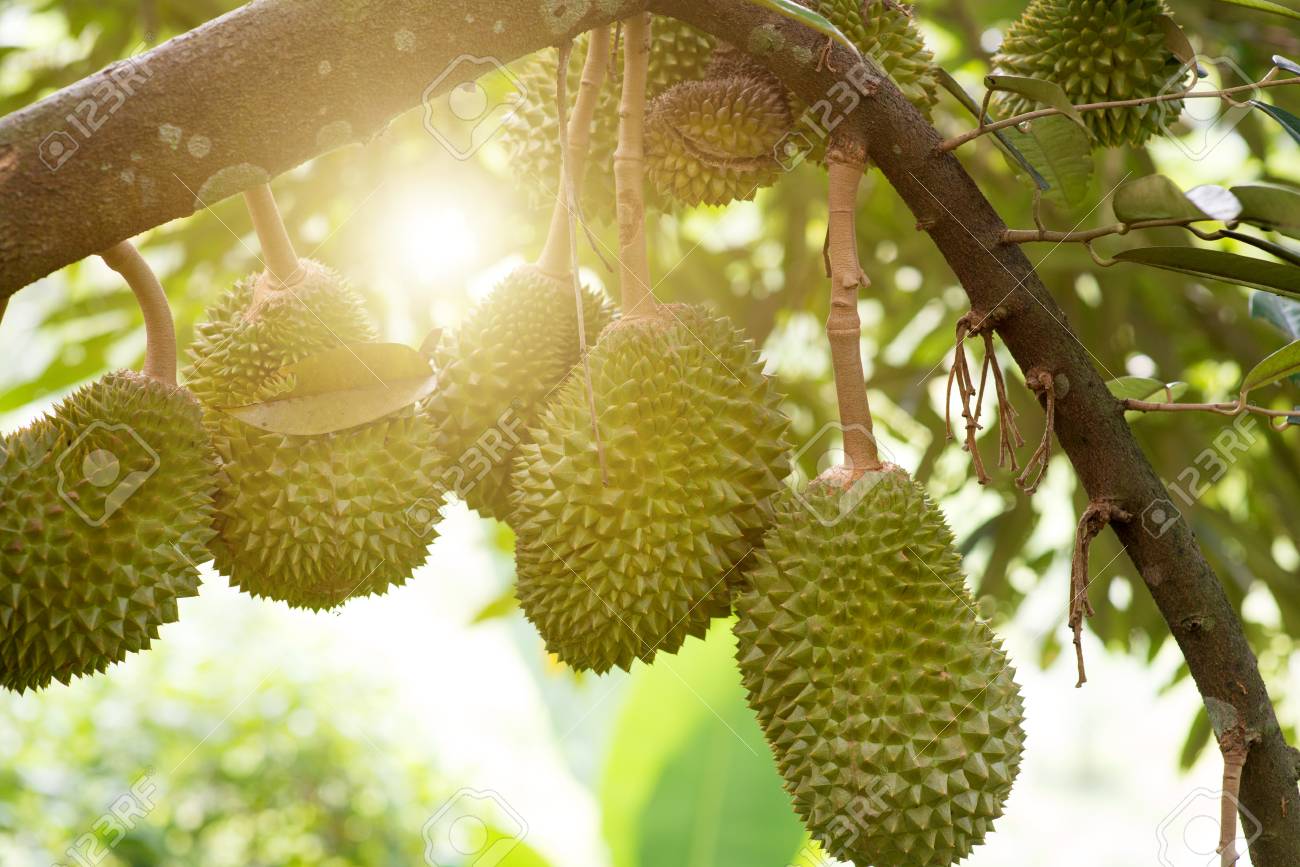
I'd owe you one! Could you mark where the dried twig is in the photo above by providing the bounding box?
[1017,368,1057,494]
[1068,499,1130,688]
[946,310,1021,484]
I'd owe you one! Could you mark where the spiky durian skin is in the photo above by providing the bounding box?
[734,470,1025,867]
[814,0,940,110]
[992,0,1182,147]
[186,260,444,610]
[0,371,216,693]
[645,74,793,207]
[511,307,791,673]
[500,17,715,222]
[423,266,613,522]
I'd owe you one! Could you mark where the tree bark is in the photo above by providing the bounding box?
[1,1,1295,861]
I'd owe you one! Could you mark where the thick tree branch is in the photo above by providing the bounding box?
[1,1,1296,861]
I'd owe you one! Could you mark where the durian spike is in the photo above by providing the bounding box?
[243,183,302,291]
[613,13,656,317]
[556,31,613,485]
[99,240,177,386]
[537,26,613,281]
[824,158,880,472]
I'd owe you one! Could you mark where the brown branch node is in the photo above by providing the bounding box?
[1069,499,1131,688]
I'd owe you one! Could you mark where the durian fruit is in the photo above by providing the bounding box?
[512,306,791,673]
[0,375,216,693]
[734,466,1025,867]
[501,17,715,222]
[813,0,941,111]
[186,258,445,610]
[645,71,794,207]
[422,265,613,521]
[991,0,1183,147]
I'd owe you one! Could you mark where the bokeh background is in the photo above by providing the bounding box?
[2,0,1299,865]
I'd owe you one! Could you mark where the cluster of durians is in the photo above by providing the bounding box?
[0,6,1070,865]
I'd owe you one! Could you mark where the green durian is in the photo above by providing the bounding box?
[501,17,715,222]
[512,306,791,673]
[992,0,1184,147]
[734,466,1025,867]
[423,265,613,521]
[645,73,794,207]
[186,259,444,610]
[810,0,941,111]
[0,371,216,693]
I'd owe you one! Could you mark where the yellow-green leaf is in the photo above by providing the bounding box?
[471,586,519,624]
[1002,115,1094,207]
[741,0,860,55]
[1114,247,1300,297]
[222,342,438,436]
[1233,183,1300,238]
[1112,175,1211,223]
[1107,376,1190,403]
[985,74,1089,132]
[1240,339,1300,402]
[1216,0,1300,21]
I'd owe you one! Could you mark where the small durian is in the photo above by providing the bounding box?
[645,72,794,207]
[502,17,715,221]
[187,258,444,610]
[512,306,791,673]
[734,465,1025,867]
[423,265,613,521]
[992,0,1183,147]
[816,0,940,112]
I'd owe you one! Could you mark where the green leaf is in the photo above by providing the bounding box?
[1112,175,1211,223]
[1158,15,1198,67]
[1240,339,1300,402]
[471,586,519,624]
[1002,115,1095,207]
[222,342,438,435]
[1106,376,1190,403]
[935,68,1047,190]
[1114,247,1300,296]
[741,0,860,55]
[1215,0,1300,21]
[601,624,803,867]
[1232,182,1300,238]
[1252,99,1300,145]
[1250,290,1300,340]
[985,74,1090,132]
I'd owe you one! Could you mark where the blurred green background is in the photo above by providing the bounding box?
[2,0,1299,865]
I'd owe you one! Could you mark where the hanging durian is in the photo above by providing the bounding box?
[734,467,1025,866]
[186,185,444,610]
[992,0,1184,147]
[734,160,1024,866]
[501,16,715,222]
[425,30,615,522]
[644,68,794,207]
[0,241,217,693]
[814,0,940,111]
[511,18,791,673]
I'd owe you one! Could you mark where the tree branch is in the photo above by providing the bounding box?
[1,2,1296,861]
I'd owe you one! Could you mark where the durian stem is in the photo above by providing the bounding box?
[100,240,177,386]
[556,34,611,486]
[243,183,301,287]
[825,159,880,473]
[1219,724,1252,867]
[537,27,613,281]
[613,13,655,317]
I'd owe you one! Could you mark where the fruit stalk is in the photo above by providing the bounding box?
[243,183,301,289]
[825,158,880,472]
[99,240,177,385]
[537,27,613,280]
[613,13,655,316]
